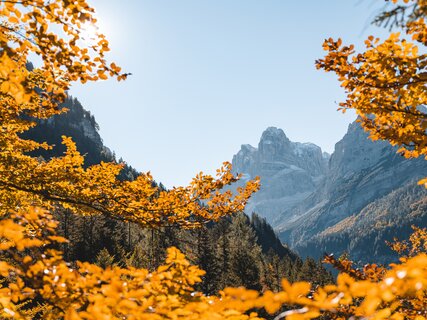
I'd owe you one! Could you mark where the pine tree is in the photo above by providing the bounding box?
[95,248,115,268]
[195,226,221,295]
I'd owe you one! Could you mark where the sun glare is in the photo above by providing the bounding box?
[80,22,99,43]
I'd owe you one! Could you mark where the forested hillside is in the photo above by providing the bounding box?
[22,94,139,180]
[23,97,333,296]
[297,181,427,264]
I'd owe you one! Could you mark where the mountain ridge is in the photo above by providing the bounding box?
[232,122,427,263]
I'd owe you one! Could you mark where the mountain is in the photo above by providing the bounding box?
[232,127,329,223]
[232,123,427,263]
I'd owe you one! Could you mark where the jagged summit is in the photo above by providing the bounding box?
[260,127,289,142]
[232,127,328,222]
[241,144,257,151]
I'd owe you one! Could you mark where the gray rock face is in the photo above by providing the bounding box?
[232,122,427,263]
[29,96,106,167]
[258,127,293,169]
[278,122,426,238]
[232,127,328,223]
[328,122,392,180]
[233,144,257,177]
[70,116,102,146]
[280,123,427,262]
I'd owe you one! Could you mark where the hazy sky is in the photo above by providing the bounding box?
[70,0,388,187]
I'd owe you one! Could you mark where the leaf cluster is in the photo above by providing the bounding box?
[316,0,427,187]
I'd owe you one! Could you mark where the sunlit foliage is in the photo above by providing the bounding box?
[5,208,427,319]
[388,225,427,259]
[316,0,427,187]
[0,0,260,228]
[2,0,427,319]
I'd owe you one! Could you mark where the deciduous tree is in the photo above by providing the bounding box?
[0,0,260,229]
[3,0,427,319]
[316,0,427,187]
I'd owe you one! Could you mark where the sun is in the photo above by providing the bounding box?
[79,21,100,43]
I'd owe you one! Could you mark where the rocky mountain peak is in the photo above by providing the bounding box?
[231,127,328,222]
[232,144,257,175]
[258,127,292,163]
[260,127,289,142]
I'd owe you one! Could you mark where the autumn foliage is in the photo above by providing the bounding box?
[316,0,427,187]
[1,0,427,319]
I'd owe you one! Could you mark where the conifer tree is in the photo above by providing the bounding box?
[195,226,221,295]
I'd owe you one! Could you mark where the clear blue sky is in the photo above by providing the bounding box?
[71,0,388,187]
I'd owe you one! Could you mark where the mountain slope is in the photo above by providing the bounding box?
[232,122,427,263]
[304,181,427,264]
